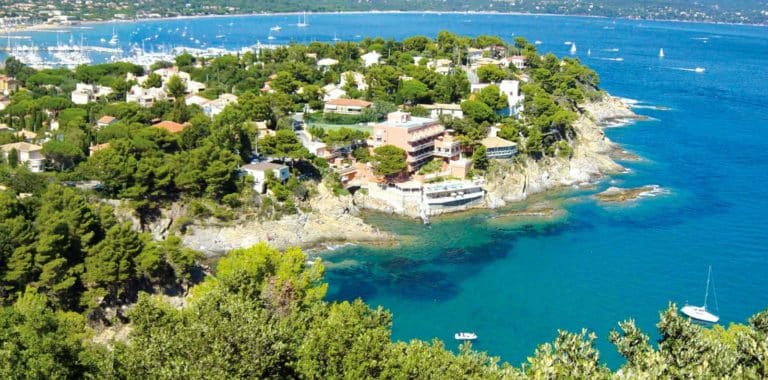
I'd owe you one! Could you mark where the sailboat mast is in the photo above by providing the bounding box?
[704,265,712,308]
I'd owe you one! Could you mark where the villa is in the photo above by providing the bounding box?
[241,162,290,193]
[71,83,113,105]
[89,142,111,156]
[96,115,118,129]
[0,142,45,172]
[152,120,187,134]
[323,98,372,116]
[126,85,167,107]
[0,75,19,95]
[372,111,446,171]
[418,103,464,119]
[481,135,518,159]
[361,51,382,67]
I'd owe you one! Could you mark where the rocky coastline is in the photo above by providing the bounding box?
[180,185,396,257]
[173,94,643,256]
[353,94,644,218]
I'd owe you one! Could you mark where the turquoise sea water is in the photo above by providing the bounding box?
[7,13,768,367]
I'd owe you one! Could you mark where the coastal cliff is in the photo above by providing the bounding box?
[484,95,640,206]
[354,94,641,216]
[180,185,395,256]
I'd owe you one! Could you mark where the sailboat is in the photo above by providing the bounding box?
[681,266,720,323]
[108,27,118,46]
[297,12,309,28]
[659,48,665,58]
[570,42,577,55]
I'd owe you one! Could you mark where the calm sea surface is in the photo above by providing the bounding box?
[6,13,768,367]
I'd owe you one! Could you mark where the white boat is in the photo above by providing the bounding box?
[681,266,719,323]
[297,12,309,28]
[659,48,665,58]
[267,33,275,41]
[694,67,706,73]
[587,49,591,56]
[108,27,118,46]
[570,43,577,55]
[564,41,572,45]
[454,332,477,340]
[270,25,282,32]
[534,40,542,45]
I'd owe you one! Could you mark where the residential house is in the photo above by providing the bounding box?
[241,162,290,193]
[321,84,346,101]
[481,135,518,159]
[361,51,381,67]
[418,103,464,120]
[323,98,372,116]
[339,71,368,91]
[506,55,527,70]
[0,97,10,111]
[71,83,113,105]
[185,94,211,107]
[317,58,339,71]
[89,142,110,156]
[372,111,445,171]
[0,75,19,96]
[96,115,118,129]
[14,129,37,142]
[202,93,237,118]
[1,142,45,172]
[126,85,167,107]
[152,120,187,134]
[432,132,462,161]
[499,80,525,115]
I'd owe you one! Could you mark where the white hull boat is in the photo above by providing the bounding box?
[681,305,719,323]
[454,332,477,341]
[681,266,720,323]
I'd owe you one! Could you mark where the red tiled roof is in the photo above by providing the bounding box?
[97,115,117,124]
[325,98,373,107]
[89,142,111,152]
[152,120,187,134]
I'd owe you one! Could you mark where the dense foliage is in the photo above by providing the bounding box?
[2,242,767,378]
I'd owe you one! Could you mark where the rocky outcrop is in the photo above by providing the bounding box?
[484,95,639,207]
[181,185,395,256]
[595,185,662,203]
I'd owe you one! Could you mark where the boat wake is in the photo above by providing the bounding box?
[597,57,624,62]
[602,48,620,52]
[671,67,706,73]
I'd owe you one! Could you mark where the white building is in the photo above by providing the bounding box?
[126,85,168,107]
[361,51,381,67]
[241,162,290,193]
[71,83,113,105]
[1,142,46,172]
[202,93,238,118]
[499,80,525,115]
[418,103,464,120]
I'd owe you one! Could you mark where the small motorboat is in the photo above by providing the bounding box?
[694,67,706,73]
[454,332,477,340]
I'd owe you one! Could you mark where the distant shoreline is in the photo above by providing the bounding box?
[11,10,767,33]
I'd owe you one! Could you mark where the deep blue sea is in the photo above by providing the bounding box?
[6,13,768,367]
